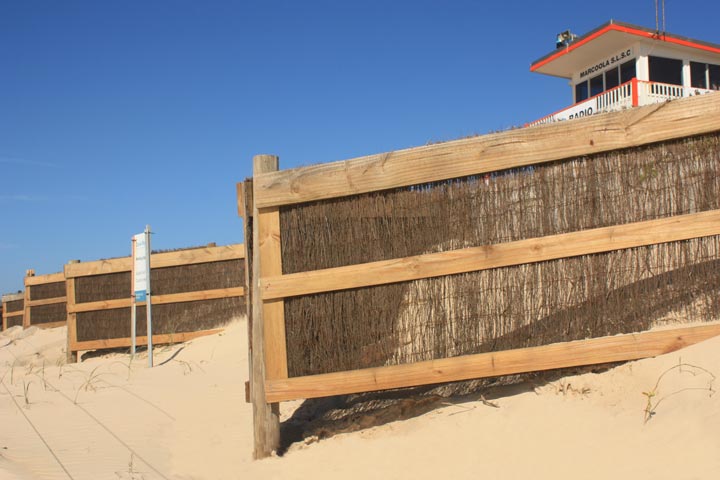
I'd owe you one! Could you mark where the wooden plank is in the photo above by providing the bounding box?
[69,287,246,313]
[69,298,131,314]
[64,257,133,278]
[1,293,24,302]
[33,321,66,330]
[153,287,245,305]
[23,277,31,329]
[237,182,246,219]
[73,329,223,351]
[25,272,65,286]
[66,276,78,364]
[5,311,24,318]
[64,244,246,278]
[250,155,281,459]
[265,323,720,402]
[242,179,255,404]
[147,243,245,269]
[258,208,288,380]
[254,93,720,208]
[262,210,720,300]
[26,296,68,308]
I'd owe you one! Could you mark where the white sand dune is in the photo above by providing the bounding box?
[1,319,719,479]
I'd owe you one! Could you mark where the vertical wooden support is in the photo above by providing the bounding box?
[23,270,34,329]
[241,179,254,401]
[250,155,283,458]
[237,182,247,219]
[260,223,288,378]
[65,264,79,364]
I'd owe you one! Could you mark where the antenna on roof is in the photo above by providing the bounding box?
[655,0,667,38]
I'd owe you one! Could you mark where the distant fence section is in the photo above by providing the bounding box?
[64,243,246,361]
[1,292,24,330]
[24,270,67,329]
[242,93,720,457]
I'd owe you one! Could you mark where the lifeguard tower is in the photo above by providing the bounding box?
[529,20,720,125]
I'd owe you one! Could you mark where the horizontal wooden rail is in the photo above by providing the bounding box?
[69,286,246,313]
[265,323,720,402]
[254,94,720,208]
[26,272,64,286]
[33,321,66,330]
[65,244,245,278]
[73,329,224,352]
[26,296,67,307]
[1,293,24,302]
[5,311,24,318]
[69,298,130,314]
[152,287,246,306]
[262,209,720,299]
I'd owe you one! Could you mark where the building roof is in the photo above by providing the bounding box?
[531,20,720,79]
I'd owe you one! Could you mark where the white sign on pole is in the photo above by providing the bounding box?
[133,232,149,302]
[131,226,153,367]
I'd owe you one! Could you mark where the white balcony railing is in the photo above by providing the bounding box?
[528,79,715,127]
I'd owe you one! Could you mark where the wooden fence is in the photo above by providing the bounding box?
[64,243,246,362]
[242,93,720,457]
[23,270,67,329]
[2,292,24,330]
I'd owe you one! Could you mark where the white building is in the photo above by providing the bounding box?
[529,20,720,125]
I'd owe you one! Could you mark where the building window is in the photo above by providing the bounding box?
[710,64,720,90]
[620,60,636,83]
[691,61,707,88]
[649,56,683,86]
[575,81,589,102]
[605,68,620,90]
[574,58,637,102]
[689,61,720,90]
[590,74,604,96]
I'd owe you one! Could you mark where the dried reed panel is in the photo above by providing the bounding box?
[5,299,24,313]
[29,281,66,301]
[76,297,245,342]
[76,272,129,303]
[75,260,244,302]
[281,133,720,273]
[73,251,246,344]
[286,237,720,377]
[6,316,23,329]
[152,259,244,295]
[281,133,720,377]
[30,303,67,325]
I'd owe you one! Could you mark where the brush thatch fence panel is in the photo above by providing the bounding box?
[24,271,67,329]
[64,243,246,360]
[2,292,24,330]
[245,94,720,407]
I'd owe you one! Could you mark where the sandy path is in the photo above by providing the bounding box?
[2,320,719,479]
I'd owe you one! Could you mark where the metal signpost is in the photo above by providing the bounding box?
[131,225,153,367]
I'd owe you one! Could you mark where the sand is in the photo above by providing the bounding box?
[1,319,718,480]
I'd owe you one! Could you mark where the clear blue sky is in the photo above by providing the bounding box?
[1,1,719,294]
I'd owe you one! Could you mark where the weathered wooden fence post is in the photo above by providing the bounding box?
[250,155,282,458]
[65,260,80,364]
[23,269,35,328]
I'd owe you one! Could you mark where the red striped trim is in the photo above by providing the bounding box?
[531,24,720,72]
